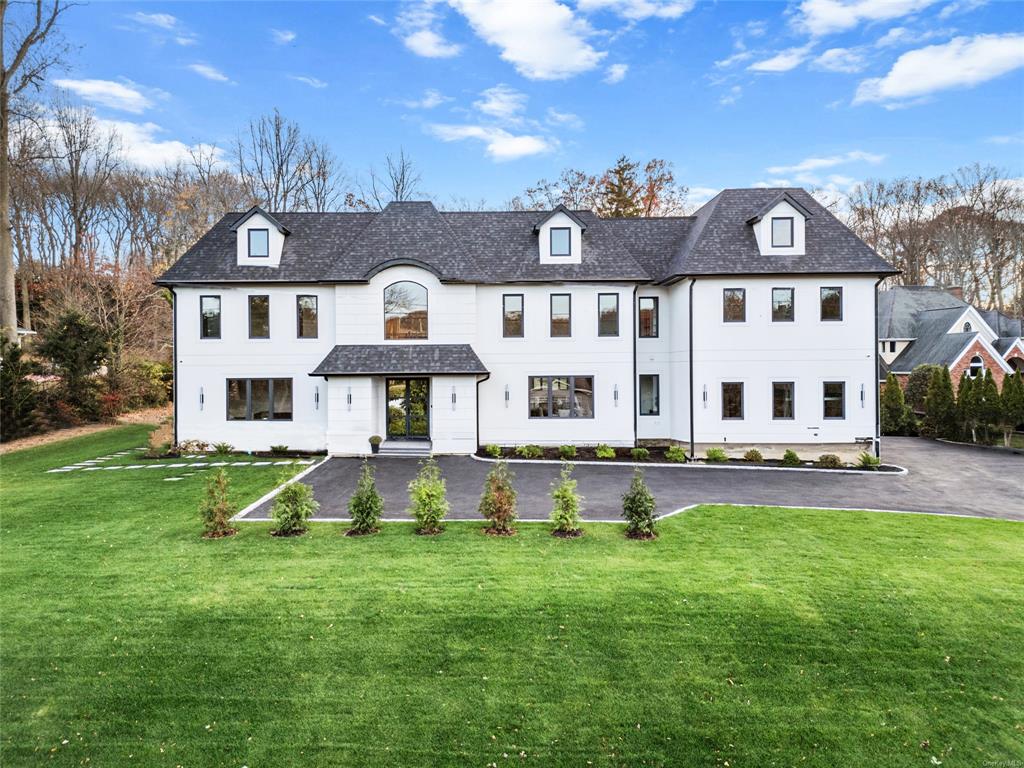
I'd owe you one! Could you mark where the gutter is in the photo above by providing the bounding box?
[632,284,638,447]
[171,287,178,447]
[873,276,883,459]
[688,278,697,460]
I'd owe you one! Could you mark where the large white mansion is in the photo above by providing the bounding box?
[157,188,896,456]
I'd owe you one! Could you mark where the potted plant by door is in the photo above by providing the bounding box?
[369,435,383,455]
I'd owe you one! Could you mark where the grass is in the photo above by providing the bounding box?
[2,426,1023,767]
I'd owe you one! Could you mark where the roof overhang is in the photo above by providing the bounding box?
[745,192,815,225]
[311,344,489,377]
[533,204,588,233]
[229,205,290,235]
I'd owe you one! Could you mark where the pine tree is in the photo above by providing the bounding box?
[0,337,39,441]
[596,156,642,218]
[881,372,911,435]
[956,372,976,442]
[924,366,957,439]
[999,371,1024,447]
[978,369,1000,443]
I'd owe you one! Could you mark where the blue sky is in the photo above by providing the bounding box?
[53,0,1024,207]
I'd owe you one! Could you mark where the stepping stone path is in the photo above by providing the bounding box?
[46,448,318,475]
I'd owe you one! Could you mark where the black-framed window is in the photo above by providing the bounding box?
[820,287,843,321]
[503,294,524,337]
[528,375,594,418]
[772,287,794,322]
[384,281,428,339]
[248,229,269,258]
[297,295,318,339]
[200,295,221,339]
[723,288,746,323]
[550,227,571,256]
[889,341,896,353]
[772,381,794,419]
[248,295,270,338]
[550,294,571,337]
[722,382,744,419]
[226,378,293,421]
[598,293,619,337]
[639,374,659,416]
[823,381,845,419]
[771,217,794,248]
[638,297,659,338]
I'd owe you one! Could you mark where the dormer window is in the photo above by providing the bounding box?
[248,229,269,258]
[771,217,794,248]
[963,321,972,333]
[550,227,571,257]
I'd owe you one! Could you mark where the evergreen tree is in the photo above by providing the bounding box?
[924,366,957,439]
[36,310,107,416]
[880,372,912,435]
[596,156,642,218]
[998,371,1024,447]
[956,372,978,442]
[0,337,39,441]
[978,369,1000,443]
[906,364,943,413]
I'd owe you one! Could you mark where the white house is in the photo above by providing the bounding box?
[157,188,897,457]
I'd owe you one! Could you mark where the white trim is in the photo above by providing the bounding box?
[948,333,1015,374]
[230,457,329,521]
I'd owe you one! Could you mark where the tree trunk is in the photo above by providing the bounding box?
[18,262,31,331]
[0,89,18,344]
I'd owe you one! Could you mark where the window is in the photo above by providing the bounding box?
[550,227,571,256]
[820,287,843,321]
[638,297,659,338]
[639,374,659,416]
[963,322,972,333]
[226,378,293,421]
[248,295,269,338]
[503,294,524,338]
[772,288,794,322]
[200,295,221,339]
[968,355,984,378]
[823,381,845,419]
[771,217,794,248]
[772,381,794,419]
[297,295,318,339]
[550,294,571,337]
[722,382,744,419]
[384,281,427,339]
[598,293,619,336]
[248,229,269,257]
[528,375,594,418]
[723,288,746,323]
[889,341,897,353]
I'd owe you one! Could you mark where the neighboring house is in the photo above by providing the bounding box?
[877,286,1023,389]
[156,188,896,456]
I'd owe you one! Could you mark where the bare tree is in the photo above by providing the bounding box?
[354,148,424,210]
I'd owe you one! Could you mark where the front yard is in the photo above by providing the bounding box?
[1,425,1022,766]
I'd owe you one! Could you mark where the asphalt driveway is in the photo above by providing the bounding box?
[239,437,1023,523]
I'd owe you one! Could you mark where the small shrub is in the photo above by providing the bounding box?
[484,443,502,458]
[408,458,449,534]
[270,444,289,456]
[199,469,236,538]
[558,444,577,460]
[478,460,518,535]
[348,461,383,534]
[272,480,319,536]
[630,447,650,461]
[515,444,543,459]
[0,337,39,442]
[550,462,583,535]
[781,449,802,467]
[816,453,843,469]
[704,447,728,463]
[98,391,126,421]
[743,448,763,463]
[857,451,882,470]
[595,443,616,459]
[369,435,383,446]
[664,445,687,463]
[622,468,657,539]
[213,441,234,456]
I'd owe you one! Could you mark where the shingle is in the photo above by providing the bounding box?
[311,344,488,376]
[877,286,966,338]
[890,332,974,373]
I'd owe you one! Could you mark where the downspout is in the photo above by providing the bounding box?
[873,276,884,459]
[632,284,639,447]
[688,278,697,461]
[171,287,178,447]
[475,372,491,451]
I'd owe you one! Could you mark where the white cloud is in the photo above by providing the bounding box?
[271,28,296,44]
[576,0,695,20]
[545,107,584,129]
[715,50,753,68]
[812,47,867,72]
[986,131,1024,145]
[426,123,554,161]
[473,84,527,121]
[289,75,327,88]
[449,0,605,80]
[687,186,720,209]
[53,78,154,114]
[368,14,387,26]
[400,88,452,109]
[604,63,629,83]
[129,12,178,30]
[854,33,1024,106]
[874,25,953,47]
[793,0,940,36]
[766,150,885,175]
[745,20,768,37]
[98,118,223,169]
[396,2,463,58]
[719,85,742,105]
[938,0,987,19]
[188,63,231,83]
[748,45,813,72]
[174,35,198,46]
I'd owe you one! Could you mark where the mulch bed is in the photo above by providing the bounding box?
[345,527,380,537]
[202,528,238,539]
[482,527,517,537]
[270,529,308,537]
[551,528,585,539]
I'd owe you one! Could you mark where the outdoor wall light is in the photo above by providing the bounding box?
[702,385,708,408]
[504,384,509,408]
[315,385,320,411]
[614,384,619,406]
[346,386,352,411]
[860,383,865,408]
[452,386,457,411]
[199,387,204,411]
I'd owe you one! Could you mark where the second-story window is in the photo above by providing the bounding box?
[248,229,269,257]
[384,281,427,339]
[598,293,619,336]
[772,287,794,322]
[723,288,746,322]
[820,287,843,321]
[297,295,318,339]
[248,295,270,338]
[550,227,571,256]
[550,293,571,337]
[771,217,794,247]
[638,297,658,337]
[503,294,524,337]
[200,295,221,339]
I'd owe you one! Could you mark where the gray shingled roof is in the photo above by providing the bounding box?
[311,344,488,376]
[890,331,974,373]
[877,286,968,338]
[993,337,1023,356]
[979,308,1024,337]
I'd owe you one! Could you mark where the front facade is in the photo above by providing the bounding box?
[159,189,896,456]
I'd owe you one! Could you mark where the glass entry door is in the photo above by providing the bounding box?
[386,378,430,439]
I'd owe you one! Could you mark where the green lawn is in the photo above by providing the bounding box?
[2,426,1022,767]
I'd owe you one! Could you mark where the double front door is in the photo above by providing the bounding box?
[386,378,430,439]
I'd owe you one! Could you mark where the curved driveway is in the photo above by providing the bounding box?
[240,437,1023,523]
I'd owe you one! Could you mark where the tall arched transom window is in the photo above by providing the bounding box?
[384,281,428,339]
[968,355,984,378]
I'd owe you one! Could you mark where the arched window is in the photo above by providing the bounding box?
[384,281,427,339]
[963,321,972,333]
[968,355,984,378]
